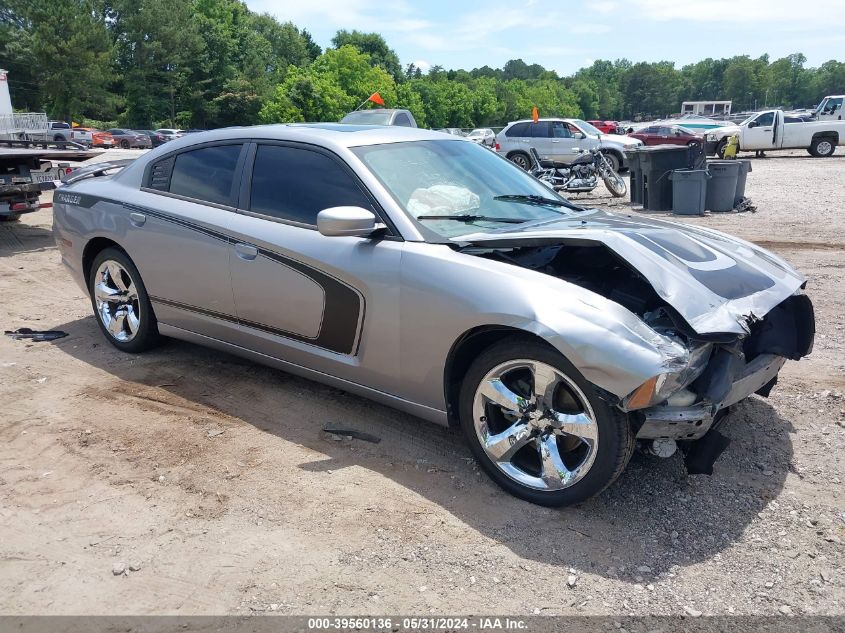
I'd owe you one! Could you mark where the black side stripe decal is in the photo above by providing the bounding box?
[127,204,365,355]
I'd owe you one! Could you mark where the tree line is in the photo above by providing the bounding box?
[2,0,845,130]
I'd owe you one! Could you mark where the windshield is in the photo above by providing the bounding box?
[571,119,603,136]
[352,140,577,239]
[341,111,393,125]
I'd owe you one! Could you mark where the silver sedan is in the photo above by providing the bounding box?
[52,125,815,506]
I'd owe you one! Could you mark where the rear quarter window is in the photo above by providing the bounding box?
[167,144,242,206]
[505,123,530,137]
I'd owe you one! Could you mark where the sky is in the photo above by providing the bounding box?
[244,0,845,76]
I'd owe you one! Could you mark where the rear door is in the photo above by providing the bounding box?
[123,142,245,340]
[223,142,403,391]
[529,121,554,161]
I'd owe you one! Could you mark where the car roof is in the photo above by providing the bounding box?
[145,123,454,151]
[506,118,576,125]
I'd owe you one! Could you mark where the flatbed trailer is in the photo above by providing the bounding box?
[0,144,103,221]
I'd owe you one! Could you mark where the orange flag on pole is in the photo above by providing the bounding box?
[368,92,385,106]
[532,106,539,122]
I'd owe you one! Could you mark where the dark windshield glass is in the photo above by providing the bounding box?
[352,140,575,239]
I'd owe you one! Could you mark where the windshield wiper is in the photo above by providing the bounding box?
[493,194,583,211]
[416,214,528,224]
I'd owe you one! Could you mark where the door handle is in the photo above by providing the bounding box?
[234,243,258,260]
[129,212,146,226]
[551,140,560,143]
[763,128,772,131]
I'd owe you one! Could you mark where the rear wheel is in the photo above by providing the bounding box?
[88,247,160,353]
[459,338,634,506]
[508,152,531,171]
[809,137,835,157]
[120,139,130,149]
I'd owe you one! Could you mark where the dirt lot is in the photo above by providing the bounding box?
[0,149,843,616]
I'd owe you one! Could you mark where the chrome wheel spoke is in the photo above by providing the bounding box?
[483,420,534,462]
[538,434,575,490]
[125,306,140,334]
[107,262,128,292]
[478,378,527,415]
[107,310,127,337]
[529,361,559,407]
[94,281,121,304]
[550,411,597,443]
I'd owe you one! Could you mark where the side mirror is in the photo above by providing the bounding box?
[317,206,379,237]
[747,121,758,128]
[572,132,585,140]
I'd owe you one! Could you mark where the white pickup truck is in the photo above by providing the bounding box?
[705,109,845,157]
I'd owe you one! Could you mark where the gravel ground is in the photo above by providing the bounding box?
[0,148,842,616]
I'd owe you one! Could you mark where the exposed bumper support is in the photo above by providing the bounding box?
[636,354,786,440]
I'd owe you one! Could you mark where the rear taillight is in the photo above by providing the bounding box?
[494,142,500,151]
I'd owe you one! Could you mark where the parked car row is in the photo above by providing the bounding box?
[42,122,192,149]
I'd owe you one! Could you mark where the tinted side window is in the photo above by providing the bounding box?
[249,145,373,225]
[394,114,412,127]
[506,123,529,137]
[169,144,242,206]
[530,122,552,138]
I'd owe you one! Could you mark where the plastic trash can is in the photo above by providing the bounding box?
[669,169,710,215]
[627,149,644,204]
[705,160,741,212]
[638,145,698,211]
[734,159,752,205]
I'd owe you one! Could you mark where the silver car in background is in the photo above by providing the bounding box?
[52,125,814,506]
[496,118,643,172]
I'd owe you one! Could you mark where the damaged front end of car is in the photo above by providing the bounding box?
[457,211,816,473]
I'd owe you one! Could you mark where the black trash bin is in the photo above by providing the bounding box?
[638,145,697,211]
[669,169,710,216]
[734,159,752,205]
[705,160,741,212]
[627,148,644,205]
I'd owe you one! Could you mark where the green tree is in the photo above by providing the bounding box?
[331,30,402,82]
[2,0,114,121]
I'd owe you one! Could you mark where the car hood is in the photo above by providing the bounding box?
[599,133,641,148]
[455,209,805,335]
[707,124,741,137]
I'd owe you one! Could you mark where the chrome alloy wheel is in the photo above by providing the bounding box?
[817,140,833,155]
[93,260,141,342]
[472,359,599,491]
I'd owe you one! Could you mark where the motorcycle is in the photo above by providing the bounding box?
[528,147,627,198]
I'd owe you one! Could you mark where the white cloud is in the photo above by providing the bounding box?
[629,0,845,22]
[592,1,619,14]
[412,59,431,72]
[247,0,430,34]
[568,23,612,34]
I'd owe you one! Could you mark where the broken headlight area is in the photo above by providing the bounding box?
[630,293,815,443]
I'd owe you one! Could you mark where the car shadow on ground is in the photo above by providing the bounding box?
[52,315,794,582]
[0,220,55,258]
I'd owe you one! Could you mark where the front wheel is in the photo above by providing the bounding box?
[602,169,627,197]
[715,139,727,159]
[88,247,160,353]
[459,338,634,506]
[0,212,22,222]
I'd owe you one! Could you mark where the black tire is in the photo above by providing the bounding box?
[809,137,835,157]
[88,247,160,353]
[508,152,531,171]
[458,337,634,507]
[53,135,64,143]
[120,139,130,149]
[0,212,22,222]
[715,138,727,159]
[601,151,621,173]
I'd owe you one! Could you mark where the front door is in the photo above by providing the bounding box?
[742,111,777,150]
[224,143,403,394]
